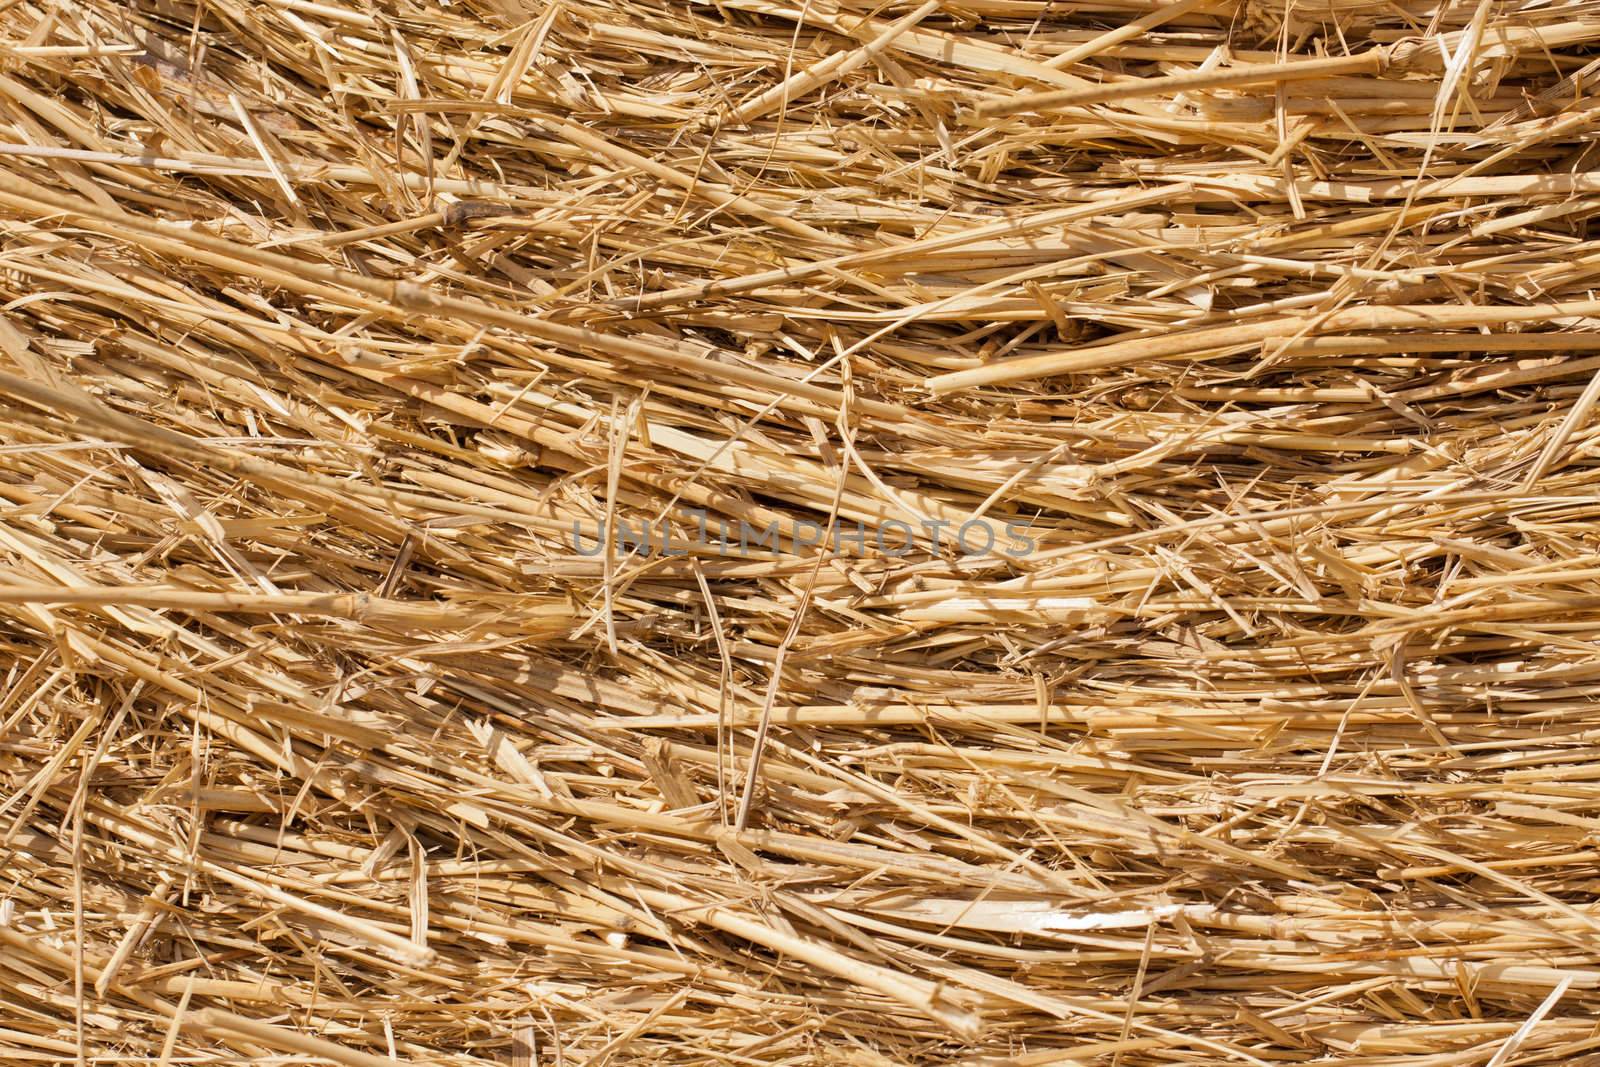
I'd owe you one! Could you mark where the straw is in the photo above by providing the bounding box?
[5,0,1600,1063]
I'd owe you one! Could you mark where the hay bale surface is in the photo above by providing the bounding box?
[3,0,1600,1063]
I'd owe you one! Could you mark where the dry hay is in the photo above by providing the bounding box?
[5,0,1600,1063]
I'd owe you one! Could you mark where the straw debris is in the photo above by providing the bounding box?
[4,0,1600,1063]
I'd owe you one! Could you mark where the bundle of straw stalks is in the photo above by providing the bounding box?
[9,0,1600,1062]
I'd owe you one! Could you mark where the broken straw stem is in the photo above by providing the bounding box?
[976,47,1390,117]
